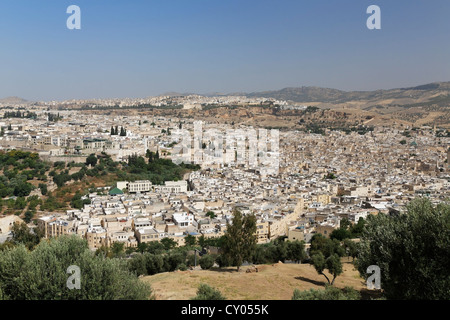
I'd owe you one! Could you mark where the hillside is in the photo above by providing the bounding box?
[0,96,29,104]
[142,260,377,300]
[245,82,450,106]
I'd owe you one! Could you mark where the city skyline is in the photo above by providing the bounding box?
[1,0,449,101]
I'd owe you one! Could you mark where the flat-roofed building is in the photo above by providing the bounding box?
[135,227,160,243]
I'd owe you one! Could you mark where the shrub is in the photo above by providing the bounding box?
[191,284,226,300]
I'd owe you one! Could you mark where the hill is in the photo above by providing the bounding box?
[142,260,376,300]
[0,96,29,104]
[245,82,450,106]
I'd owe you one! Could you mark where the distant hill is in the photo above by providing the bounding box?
[244,82,450,107]
[0,96,29,104]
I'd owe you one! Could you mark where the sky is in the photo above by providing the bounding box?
[0,0,449,101]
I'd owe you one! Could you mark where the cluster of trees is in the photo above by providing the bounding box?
[70,192,92,210]
[126,238,213,276]
[126,210,307,277]
[0,233,152,300]
[51,153,119,188]
[0,151,51,200]
[110,126,127,136]
[1,222,43,250]
[123,152,190,186]
[329,217,366,241]
[47,112,62,122]
[356,198,450,300]
[0,151,199,213]
[3,111,37,119]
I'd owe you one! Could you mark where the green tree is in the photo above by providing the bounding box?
[0,236,152,300]
[199,254,215,270]
[184,234,197,247]
[221,209,257,271]
[350,218,366,237]
[13,182,33,197]
[311,252,343,285]
[110,242,125,258]
[205,211,216,219]
[38,183,48,196]
[287,240,306,263]
[310,234,345,258]
[160,237,177,251]
[343,239,358,262]
[23,210,35,223]
[356,198,450,300]
[339,217,351,231]
[191,284,226,300]
[9,222,42,250]
[86,154,98,167]
[329,228,352,241]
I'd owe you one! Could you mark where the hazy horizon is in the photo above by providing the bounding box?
[2,79,450,103]
[1,0,449,101]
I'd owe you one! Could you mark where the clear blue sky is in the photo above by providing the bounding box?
[0,0,449,101]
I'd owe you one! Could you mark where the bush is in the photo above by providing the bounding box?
[292,285,361,300]
[177,263,187,271]
[199,254,215,270]
[191,284,226,300]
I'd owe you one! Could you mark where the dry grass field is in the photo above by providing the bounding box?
[142,259,374,300]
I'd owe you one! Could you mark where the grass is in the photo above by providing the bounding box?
[142,260,373,300]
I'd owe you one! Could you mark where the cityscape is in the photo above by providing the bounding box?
[0,0,449,309]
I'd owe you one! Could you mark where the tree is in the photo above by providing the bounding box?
[0,236,152,300]
[184,234,197,247]
[9,222,42,250]
[86,154,97,167]
[350,218,366,237]
[221,209,257,271]
[38,183,48,196]
[205,211,216,219]
[13,182,33,197]
[287,240,306,263]
[191,284,226,300]
[311,252,343,285]
[339,217,351,231]
[110,242,125,258]
[23,210,35,223]
[160,237,177,251]
[356,198,450,300]
[310,234,345,258]
[329,228,352,241]
[343,239,358,262]
[199,254,215,270]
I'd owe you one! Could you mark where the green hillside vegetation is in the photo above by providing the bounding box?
[0,234,152,300]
